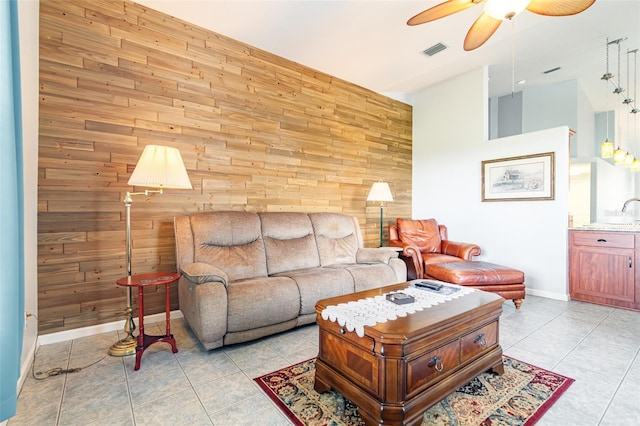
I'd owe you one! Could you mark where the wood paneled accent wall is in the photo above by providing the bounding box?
[38,0,412,334]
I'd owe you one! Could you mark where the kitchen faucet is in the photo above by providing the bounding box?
[621,198,640,212]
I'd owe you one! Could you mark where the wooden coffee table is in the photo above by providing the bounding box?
[314,282,504,426]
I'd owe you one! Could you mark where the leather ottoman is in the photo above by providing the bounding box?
[425,261,525,309]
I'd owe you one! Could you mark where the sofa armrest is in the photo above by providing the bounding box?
[441,240,481,260]
[181,262,229,286]
[356,247,399,264]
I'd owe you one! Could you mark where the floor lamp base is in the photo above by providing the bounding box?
[108,336,136,357]
[109,304,137,357]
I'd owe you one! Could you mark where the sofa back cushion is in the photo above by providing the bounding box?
[309,213,361,266]
[397,218,442,254]
[190,211,268,281]
[259,212,320,275]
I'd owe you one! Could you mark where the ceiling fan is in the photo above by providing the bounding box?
[407,0,596,51]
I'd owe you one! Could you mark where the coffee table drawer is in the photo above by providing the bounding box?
[461,321,498,363]
[406,339,459,395]
[319,330,379,395]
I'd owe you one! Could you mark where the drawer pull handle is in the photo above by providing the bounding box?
[597,239,607,243]
[429,356,444,372]
[475,333,488,347]
[339,328,345,335]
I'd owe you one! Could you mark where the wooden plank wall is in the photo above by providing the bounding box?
[38,0,413,334]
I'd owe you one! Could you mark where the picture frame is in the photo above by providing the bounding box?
[481,152,555,202]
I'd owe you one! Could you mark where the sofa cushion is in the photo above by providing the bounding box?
[274,267,354,315]
[397,218,442,254]
[356,247,399,264]
[191,211,268,281]
[226,276,300,333]
[309,213,360,265]
[259,212,320,275]
[326,263,399,292]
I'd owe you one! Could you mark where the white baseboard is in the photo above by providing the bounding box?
[36,310,184,346]
[526,288,570,301]
[18,341,36,391]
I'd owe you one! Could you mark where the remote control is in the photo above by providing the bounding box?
[414,281,443,291]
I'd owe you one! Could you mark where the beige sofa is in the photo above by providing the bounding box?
[174,211,407,350]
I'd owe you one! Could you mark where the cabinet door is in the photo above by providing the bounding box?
[570,246,635,303]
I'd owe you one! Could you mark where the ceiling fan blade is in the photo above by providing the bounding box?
[407,0,484,26]
[463,13,502,51]
[526,0,596,16]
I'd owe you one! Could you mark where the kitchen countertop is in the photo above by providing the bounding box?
[570,223,640,232]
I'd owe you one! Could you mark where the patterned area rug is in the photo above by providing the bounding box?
[254,356,574,426]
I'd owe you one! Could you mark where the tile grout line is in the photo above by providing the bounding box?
[173,345,216,425]
[596,338,640,425]
[501,303,576,351]
[548,306,616,372]
[547,306,632,425]
[122,354,136,426]
[55,342,73,426]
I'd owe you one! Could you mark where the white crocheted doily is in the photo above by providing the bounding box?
[320,282,475,337]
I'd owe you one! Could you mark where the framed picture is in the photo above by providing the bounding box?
[481,152,555,202]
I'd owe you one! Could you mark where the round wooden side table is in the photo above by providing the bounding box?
[116,272,180,370]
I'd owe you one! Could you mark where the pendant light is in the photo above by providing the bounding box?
[601,109,614,158]
[601,38,615,158]
[614,146,626,165]
[601,36,640,166]
[624,151,635,167]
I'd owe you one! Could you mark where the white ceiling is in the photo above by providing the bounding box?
[140,0,639,112]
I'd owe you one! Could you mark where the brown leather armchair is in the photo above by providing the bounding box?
[389,218,481,280]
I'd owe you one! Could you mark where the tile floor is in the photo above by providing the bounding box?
[7,295,640,426]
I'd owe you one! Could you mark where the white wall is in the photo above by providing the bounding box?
[523,79,578,154]
[576,82,596,158]
[17,0,39,391]
[496,91,523,138]
[409,67,571,300]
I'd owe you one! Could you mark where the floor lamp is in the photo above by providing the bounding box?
[109,145,192,357]
[367,181,394,247]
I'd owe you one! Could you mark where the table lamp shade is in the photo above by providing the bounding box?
[367,182,393,202]
[128,145,192,189]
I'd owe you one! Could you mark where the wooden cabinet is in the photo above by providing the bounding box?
[569,230,639,311]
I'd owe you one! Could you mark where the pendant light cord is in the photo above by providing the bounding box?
[511,19,516,97]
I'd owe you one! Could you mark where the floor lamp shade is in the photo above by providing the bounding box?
[367,182,393,247]
[128,145,192,189]
[367,182,394,203]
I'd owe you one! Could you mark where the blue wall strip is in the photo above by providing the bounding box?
[0,0,25,421]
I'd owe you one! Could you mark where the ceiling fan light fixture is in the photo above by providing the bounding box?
[484,0,532,21]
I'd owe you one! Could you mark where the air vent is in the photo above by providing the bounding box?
[423,43,447,57]
[543,66,561,74]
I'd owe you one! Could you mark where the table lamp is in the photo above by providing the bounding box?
[109,145,192,356]
[367,181,393,247]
